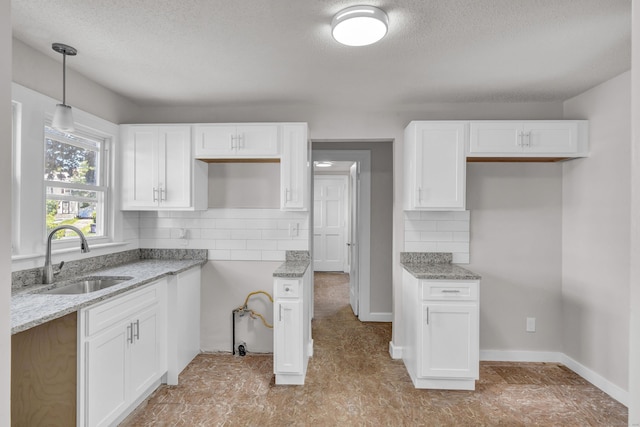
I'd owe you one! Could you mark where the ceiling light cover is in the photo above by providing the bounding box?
[51,104,74,132]
[332,5,389,46]
[51,42,77,132]
[315,161,334,168]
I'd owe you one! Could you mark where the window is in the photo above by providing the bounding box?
[44,125,109,241]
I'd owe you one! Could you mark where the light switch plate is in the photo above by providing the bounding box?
[526,317,536,333]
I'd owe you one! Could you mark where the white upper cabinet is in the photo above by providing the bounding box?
[193,124,279,158]
[121,125,207,211]
[404,121,467,211]
[280,124,309,211]
[468,120,588,158]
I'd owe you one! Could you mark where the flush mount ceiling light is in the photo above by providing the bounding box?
[51,42,77,132]
[315,161,334,168]
[331,5,389,46]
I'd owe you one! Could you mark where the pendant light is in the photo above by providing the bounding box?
[331,6,389,47]
[51,43,77,132]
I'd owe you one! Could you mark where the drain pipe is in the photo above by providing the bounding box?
[232,291,274,356]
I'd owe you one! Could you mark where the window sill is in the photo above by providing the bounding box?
[11,241,131,262]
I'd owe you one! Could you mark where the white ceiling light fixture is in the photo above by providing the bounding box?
[315,161,334,168]
[51,42,77,132]
[331,5,389,47]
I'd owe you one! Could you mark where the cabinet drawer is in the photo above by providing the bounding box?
[421,281,478,301]
[275,279,300,299]
[83,284,161,337]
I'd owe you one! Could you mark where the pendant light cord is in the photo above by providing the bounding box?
[62,52,66,105]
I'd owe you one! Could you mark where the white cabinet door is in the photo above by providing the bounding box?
[469,121,522,153]
[420,303,479,379]
[129,304,163,398]
[158,126,192,208]
[236,124,279,156]
[121,126,160,209]
[193,125,236,157]
[193,124,279,158]
[274,300,303,374]
[525,122,578,153]
[280,124,309,210]
[405,122,466,210]
[85,320,129,427]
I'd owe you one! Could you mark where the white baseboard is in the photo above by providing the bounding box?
[480,350,629,407]
[360,312,393,322]
[561,353,629,407]
[480,350,562,363]
[389,341,402,359]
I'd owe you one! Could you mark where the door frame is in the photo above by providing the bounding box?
[312,150,372,321]
[313,174,349,272]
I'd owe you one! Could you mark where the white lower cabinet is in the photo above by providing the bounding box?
[402,270,479,390]
[79,279,167,427]
[273,267,312,385]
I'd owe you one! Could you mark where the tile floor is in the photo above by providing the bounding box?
[121,272,628,426]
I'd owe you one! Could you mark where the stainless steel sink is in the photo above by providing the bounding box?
[42,276,133,295]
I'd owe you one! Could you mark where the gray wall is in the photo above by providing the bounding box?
[467,164,563,352]
[313,141,393,315]
[562,71,631,391]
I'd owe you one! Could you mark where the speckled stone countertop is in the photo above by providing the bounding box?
[273,251,311,278]
[401,252,481,280]
[12,252,206,334]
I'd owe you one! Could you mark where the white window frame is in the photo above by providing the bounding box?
[44,123,113,249]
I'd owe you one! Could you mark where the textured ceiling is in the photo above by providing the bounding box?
[11,0,631,108]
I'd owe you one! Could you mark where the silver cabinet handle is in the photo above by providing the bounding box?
[426,306,430,325]
[238,133,244,150]
[230,134,235,150]
[518,132,524,146]
[153,188,158,202]
[127,323,134,343]
[526,131,532,147]
[442,289,461,294]
[279,304,283,322]
[160,187,166,201]
[134,319,140,340]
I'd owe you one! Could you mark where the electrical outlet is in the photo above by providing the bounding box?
[526,317,536,333]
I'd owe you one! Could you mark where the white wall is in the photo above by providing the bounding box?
[630,3,640,423]
[467,163,563,353]
[12,38,139,124]
[1,0,12,423]
[562,71,631,393]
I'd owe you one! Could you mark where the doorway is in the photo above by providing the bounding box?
[312,150,371,320]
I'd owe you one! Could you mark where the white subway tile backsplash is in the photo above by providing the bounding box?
[405,242,438,252]
[247,240,278,250]
[404,210,470,264]
[421,231,453,242]
[436,220,470,232]
[130,208,305,261]
[231,229,262,240]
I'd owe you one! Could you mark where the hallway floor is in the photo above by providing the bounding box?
[121,272,628,426]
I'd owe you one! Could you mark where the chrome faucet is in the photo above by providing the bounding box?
[43,225,91,284]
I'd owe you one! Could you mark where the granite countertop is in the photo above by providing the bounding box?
[401,252,481,281]
[11,258,205,334]
[273,250,311,278]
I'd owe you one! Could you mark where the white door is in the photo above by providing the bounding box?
[349,163,359,316]
[313,176,348,271]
